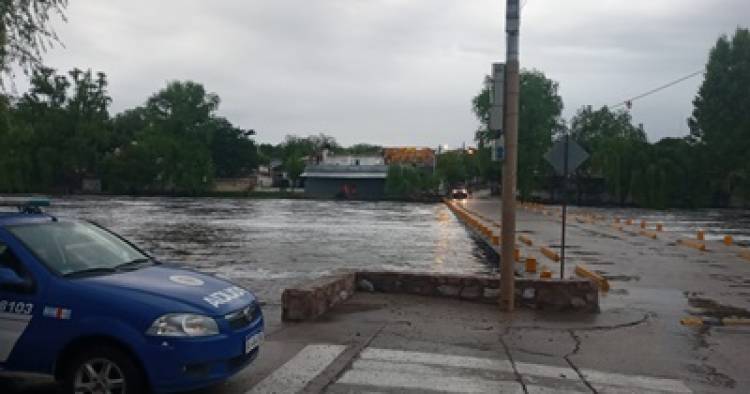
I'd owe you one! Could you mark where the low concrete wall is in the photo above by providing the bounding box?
[281,270,599,321]
[357,271,599,312]
[281,271,356,321]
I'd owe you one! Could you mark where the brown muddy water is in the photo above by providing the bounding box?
[45,196,497,303]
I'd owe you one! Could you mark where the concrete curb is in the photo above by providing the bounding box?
[280,270,601,321]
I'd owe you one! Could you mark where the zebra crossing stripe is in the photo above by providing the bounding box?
[581,368,693,393]
[338,369,524,393]
[358,347,515,372]
[245,344,346,394]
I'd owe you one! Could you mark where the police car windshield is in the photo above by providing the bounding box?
[8,221,148,276]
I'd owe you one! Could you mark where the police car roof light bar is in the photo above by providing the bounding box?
[0,197,51,214]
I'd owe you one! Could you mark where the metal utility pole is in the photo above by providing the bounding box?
[560,132,569,279]
[499,0,520,312]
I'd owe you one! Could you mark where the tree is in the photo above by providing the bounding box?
[689,28,750,205]
[471,70,564,197]
[4,67,113,192]
[210,118,257,178]
[385,165,438,199]
[569,106,647,205]
[283,154,305,190]
[436,151,468,188]
[345,143,382,155]
[0,0,67,84]
[103,81,226,194]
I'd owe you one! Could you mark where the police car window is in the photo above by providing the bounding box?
[8,222,147,276]
[0,242,32,280]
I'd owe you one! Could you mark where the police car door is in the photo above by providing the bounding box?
[0,240,36,368]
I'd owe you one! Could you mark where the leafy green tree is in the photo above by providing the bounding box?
[345,143,382,155]
[569,106,647,205]
[471,70,563,197]
[0,0,67,82]
[258,143,278,165]
[689,28,750,205]
[104,81,224,194]
[3,67,113,192]
[385,165,438,199]
[210,119,257,178]
[283,154,305,190]
[436,151,468,188]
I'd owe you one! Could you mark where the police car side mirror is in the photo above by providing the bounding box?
[0,267,30,291]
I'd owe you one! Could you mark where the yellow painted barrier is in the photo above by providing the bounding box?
[739,249,750,261]
[697,230,705,241]
[722,318,750,326]
[680,316,703,327]
[724,235,733,246]
[518,234,533,246]
[540,246,561,262]
[575,264,610,291]
[525,257,537,273]
[677,239,707,252]
[638,230,658,239]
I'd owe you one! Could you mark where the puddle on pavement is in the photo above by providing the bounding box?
[568,250,601,256]
[686,297,750,319]
[603,274,641,282]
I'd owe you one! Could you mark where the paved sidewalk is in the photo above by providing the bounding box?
[212,292,699,393]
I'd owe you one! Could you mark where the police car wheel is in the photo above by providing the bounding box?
[62,346,146,394]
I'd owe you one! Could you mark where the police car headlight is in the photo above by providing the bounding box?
[147,314,219,337]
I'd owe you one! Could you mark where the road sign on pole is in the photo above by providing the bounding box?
[489,63,505,134]
[544,138,589,176]
[544,135,589,279]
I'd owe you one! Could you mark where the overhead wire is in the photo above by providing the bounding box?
[610,69,703,109]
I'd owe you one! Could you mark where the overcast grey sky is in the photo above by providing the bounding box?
[36,0,749,147]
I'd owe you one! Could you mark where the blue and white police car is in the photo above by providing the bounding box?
[0,198,264,393]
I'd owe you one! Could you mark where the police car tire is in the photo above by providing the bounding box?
[62,345,147,394]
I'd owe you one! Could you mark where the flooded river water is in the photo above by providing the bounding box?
[47,197,496,302]
[42,196,750,303]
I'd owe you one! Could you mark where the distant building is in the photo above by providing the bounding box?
[302,154,387,199]
[383,147,435,168]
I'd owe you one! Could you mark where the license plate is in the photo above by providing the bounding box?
[245,333,263,354]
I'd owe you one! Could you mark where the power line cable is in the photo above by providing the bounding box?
[610,69,703,109]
